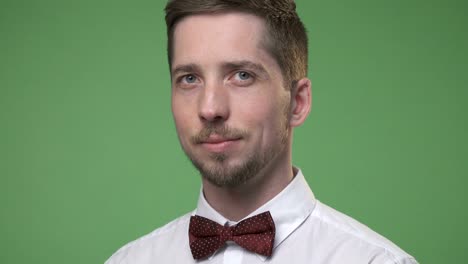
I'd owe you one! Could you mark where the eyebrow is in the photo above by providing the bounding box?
[221,60,269,78]
[171,63,202,77]
[171,60,270,79]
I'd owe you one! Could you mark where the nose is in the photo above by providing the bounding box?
[198,81,229,123]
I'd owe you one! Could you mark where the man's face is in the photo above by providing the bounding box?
[171,13,291,187]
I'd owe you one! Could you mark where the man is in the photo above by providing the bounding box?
[106,0,418,263]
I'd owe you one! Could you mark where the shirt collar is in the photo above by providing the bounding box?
[194,168,317,261]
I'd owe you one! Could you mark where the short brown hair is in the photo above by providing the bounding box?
[164,0,308,89]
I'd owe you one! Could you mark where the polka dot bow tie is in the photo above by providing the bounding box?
[188,211,276,260]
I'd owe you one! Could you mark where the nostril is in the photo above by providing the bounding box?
[198,109,229,123]
[199,113,222,122]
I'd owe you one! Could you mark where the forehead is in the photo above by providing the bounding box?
[171,12,277,71]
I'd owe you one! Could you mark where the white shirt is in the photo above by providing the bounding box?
[106,169,418,264]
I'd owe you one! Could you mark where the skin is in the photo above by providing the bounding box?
[171,12,312,221]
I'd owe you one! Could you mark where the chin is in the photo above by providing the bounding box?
[192,152,265,188]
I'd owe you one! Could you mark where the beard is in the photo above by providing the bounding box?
[181,111,290,188]
[188,146,265,188]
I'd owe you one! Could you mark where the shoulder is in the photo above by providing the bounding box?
[308,201,418,264]
[105,211,193,264]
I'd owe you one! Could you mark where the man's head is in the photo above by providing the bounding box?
[165,0,308,89]
[165,0,311,188]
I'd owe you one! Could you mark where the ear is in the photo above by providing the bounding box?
[289,78,312,127]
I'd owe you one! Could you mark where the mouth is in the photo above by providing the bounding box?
[199,135,242,153]
[201,134,240,144]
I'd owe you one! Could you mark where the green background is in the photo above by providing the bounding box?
[1,0,467,263]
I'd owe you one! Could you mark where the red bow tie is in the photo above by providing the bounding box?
[189,211,276,260]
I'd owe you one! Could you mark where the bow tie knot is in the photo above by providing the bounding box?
[189,211,276,260]
[219,225,234,242]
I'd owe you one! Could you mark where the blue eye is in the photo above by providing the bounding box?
[183,74,197,83]
[237,71,251,80]
[230,71,255,87]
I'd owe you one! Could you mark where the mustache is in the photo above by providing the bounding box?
[191,125,249,144]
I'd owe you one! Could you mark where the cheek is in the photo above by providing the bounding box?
[172,98,192,136]
[236,96,285,136]
[259,95,290,140]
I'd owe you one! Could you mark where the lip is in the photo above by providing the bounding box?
[200,136,241,153]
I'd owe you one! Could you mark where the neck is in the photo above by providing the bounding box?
[201,147,294,222]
